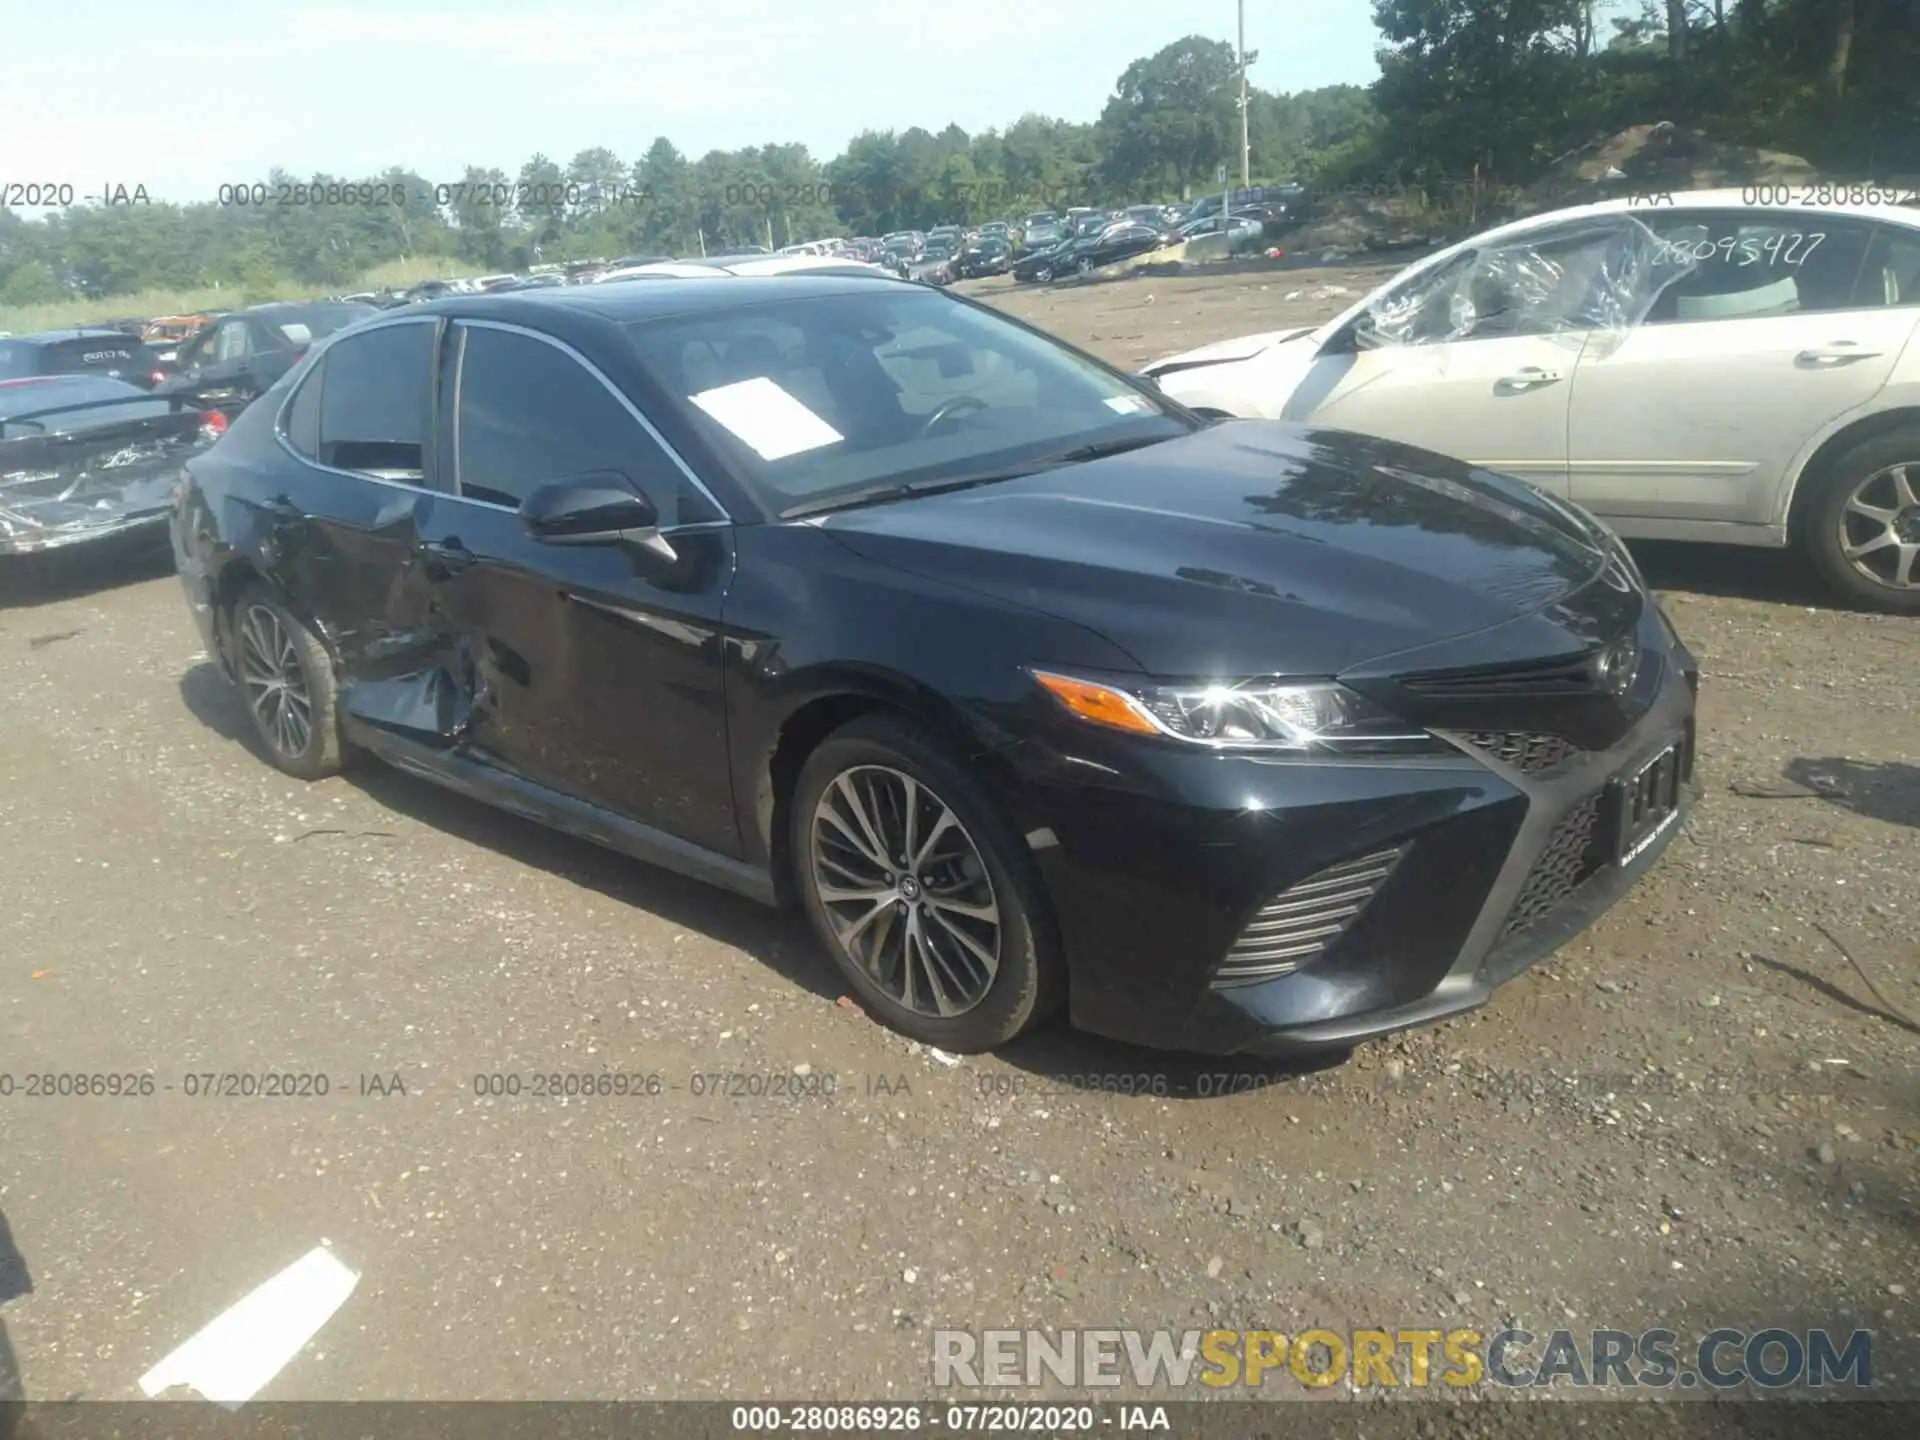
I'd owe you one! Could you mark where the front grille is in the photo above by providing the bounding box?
[1212,847,1404,989]
[1401,653,1599,700]
[1459,729,1583,776]
[1501,794,1606,940]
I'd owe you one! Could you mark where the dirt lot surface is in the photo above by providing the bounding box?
[1,263,1916,1423]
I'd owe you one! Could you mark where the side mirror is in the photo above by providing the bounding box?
[520,476,676,561]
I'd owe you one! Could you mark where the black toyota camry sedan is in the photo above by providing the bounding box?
[170,274,1700,1055]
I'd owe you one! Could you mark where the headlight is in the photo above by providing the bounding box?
[1030,669,1446,755]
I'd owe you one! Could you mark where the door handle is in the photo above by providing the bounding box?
[413,538,476,577]
[1497,366,1564,388]
[1797,343,1882,365]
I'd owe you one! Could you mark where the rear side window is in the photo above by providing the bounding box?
[1641,213,1876,322]
[0,342,36,378]
[1856,224,1920,307]
[315,323,433,479]
[284,363,323,458]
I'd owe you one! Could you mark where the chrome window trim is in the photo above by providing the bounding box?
[271,312,735,530]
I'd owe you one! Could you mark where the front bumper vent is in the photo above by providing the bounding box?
[1459,730,1583,776]
[1401,653,1598,700]
[1212,846,1404,989]
[1501,793,1606,939]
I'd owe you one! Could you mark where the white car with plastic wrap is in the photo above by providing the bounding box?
[1144,189,1920,612]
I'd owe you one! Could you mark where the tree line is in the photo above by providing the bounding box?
[2,1,1910,308]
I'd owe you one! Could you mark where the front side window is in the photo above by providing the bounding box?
[453,326,718,524]
[1357,220,1641,347]
[315,322,433,479]
[625,287,1190,517]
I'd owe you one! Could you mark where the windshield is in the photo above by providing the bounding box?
[624,288,1191,518]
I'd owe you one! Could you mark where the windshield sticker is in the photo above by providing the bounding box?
[690,376,843,461]
[1106,395,1154,414]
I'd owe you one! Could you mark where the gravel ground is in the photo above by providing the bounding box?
[0,262,1915,1420]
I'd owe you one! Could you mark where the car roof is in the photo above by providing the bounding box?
[1471,188,1920,246]
[244,301,377,317]
[407,272,912,326]
[6,328,148,343]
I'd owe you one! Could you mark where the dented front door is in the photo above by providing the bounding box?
[410,319,742,856]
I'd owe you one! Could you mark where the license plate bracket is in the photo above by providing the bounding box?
[1608,737,1683,866]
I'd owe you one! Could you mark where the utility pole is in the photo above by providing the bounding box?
[1238,0,1251,188]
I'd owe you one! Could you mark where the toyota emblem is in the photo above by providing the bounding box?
[1593,638,1639,698]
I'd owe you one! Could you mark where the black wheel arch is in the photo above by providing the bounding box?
[754,667,1004,908]
[209,553,336,681]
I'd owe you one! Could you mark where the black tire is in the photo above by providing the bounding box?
[1800,427,1920,615]
[791,713,1064,1051]
[227,586,346,780]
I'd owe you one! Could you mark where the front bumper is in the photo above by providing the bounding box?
[995,618,1700,1057]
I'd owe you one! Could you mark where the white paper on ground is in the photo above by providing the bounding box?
[690,376,843,460]
[138,1245,359,1408]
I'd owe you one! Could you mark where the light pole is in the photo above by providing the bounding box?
[1237,0,1251,188]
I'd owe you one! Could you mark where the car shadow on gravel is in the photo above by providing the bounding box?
[1782,757,1920,830]
[0,533,172,610]
[1627,540,1839,608]
[179,658,1427,1076]
[986,1024,1354,1099]
[176,662,838,1005]
[0,1206,28,1434]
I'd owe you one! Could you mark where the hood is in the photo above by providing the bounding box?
[816,421,1613,678]
[1145,327,1315,374]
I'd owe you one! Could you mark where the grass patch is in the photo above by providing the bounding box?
[0,254,467,333]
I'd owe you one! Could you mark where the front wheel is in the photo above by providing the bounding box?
[792,715,1063,1051]
[1801,429,1920,614]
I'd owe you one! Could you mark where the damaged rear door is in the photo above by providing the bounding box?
[272,317,453,715]
[411,318,741,855]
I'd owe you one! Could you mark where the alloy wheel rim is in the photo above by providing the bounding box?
[808,765,1001,1018]
[1838,462,1920,591]
[238,603,313,758]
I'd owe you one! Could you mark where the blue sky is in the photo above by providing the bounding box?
[0,1,1383,205]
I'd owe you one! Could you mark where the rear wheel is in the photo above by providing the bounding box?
[1801,428,1920,615]
[230,588,345,779]
[792,715,1063,1051]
